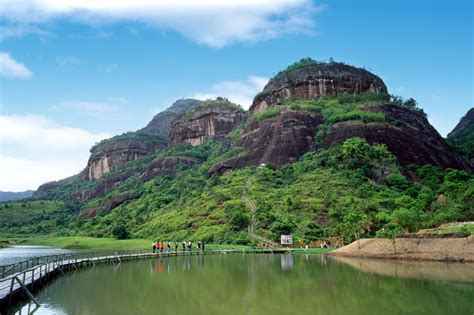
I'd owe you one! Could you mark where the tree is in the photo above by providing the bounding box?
[112,224,130,239]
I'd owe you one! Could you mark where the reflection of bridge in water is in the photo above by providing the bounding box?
[0,247,297,313]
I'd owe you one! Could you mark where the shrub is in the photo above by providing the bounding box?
[257,107,281,121]
[112,225,130,239]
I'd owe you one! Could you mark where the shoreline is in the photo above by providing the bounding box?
[0,236,332,254]
[326,236,474,263]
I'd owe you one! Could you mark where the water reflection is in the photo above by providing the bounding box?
[0,246,74,265]
[9,254,474,315]
[331,256,474,283]
[280,254,293,271]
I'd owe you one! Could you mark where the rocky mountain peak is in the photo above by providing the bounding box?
[141,98,202,139]
[169,97,247,146]
[447,107,474,161]
[250,59,387,113]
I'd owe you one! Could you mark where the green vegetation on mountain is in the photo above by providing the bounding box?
[277,57,346,75]
[2,137,471,245]
[179,97,244,122]
[202,97,244,112]
[90,131,168,153]
[448,127,474,157]
[447,108,474,159]
[1,60,471,248]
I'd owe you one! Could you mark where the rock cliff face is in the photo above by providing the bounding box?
[32,182,63,199]
[447,108,474,161]
[319,104,473,171]
[210,110,322,174]
[250,63,387,113]
[448,108,474,137]
[84,135,167,180]
[170,103,247,146]
[139,156,199,182]
[141,99,202,139]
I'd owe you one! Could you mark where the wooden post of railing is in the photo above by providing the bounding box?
[13,276,40,307]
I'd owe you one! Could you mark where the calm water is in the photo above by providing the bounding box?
[0,246,74,265]
[11,254,474,315]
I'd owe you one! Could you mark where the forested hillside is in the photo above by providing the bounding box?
[1,59,472,244]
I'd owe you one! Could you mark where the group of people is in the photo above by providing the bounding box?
[152,240,205,255]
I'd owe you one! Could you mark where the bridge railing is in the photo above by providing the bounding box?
[0,249,153,278]
[0,247,220,279]
[0,248,228,301]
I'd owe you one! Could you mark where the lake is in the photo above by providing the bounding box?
[0,246,74,265]
[9,253,474,315]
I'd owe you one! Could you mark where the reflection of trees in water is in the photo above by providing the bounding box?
[17,254,474,315]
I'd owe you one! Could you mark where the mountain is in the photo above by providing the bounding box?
[170,98,247,146]
[0,190,34,202]
[447,108,474,161]
[141,98,202,138]
[33,99,202,199]
[250,59,387,113]
[5,58,473,244]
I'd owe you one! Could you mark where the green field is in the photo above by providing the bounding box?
[0,236,334,253]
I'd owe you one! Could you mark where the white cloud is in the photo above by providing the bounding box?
[192,75,269,109]
[0,114,110,191]
[56,56,87,67]
[0,0,323,47]
[0,24,50,41]
[0,52,33,78]
[53,101,118,116]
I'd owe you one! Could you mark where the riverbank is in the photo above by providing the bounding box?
[0,236,331,253]
[327,235,474,262]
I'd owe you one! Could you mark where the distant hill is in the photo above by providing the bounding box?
[447,108,474,161]
[0,190,34,202]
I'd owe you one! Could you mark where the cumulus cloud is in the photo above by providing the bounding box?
[0,0,323,47]
[0,52,33,78]
[0,114,110,191]
[192,75,269,109]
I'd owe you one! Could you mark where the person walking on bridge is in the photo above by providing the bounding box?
[175,241,178,254]
[167,241,171,256]
[188,240,192,254]
[182,241,186,254]
[152,241,156,253]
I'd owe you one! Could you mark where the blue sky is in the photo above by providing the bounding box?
[0,0,472,191]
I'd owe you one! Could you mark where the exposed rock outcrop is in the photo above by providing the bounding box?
[319,104,473,172]
[139,156,199,182]
[141,99,202,139]
[84,134,167,180]
[447,107,474,161]
[170,102,247,146]
[210,110,322,174]
[250,63,387,113]
[81,99,201,182]
[448,108,474,137]
[32,182,63,199]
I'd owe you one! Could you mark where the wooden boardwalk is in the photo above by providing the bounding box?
[0,247,293,312]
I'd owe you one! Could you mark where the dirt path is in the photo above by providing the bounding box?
[242,176,257,235]
[242,171,278,248]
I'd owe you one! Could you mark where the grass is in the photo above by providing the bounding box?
[1,236,335,253]
[22,236,153,250]
[420,223,474,235]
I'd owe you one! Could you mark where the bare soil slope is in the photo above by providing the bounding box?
[327,236,474,262]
